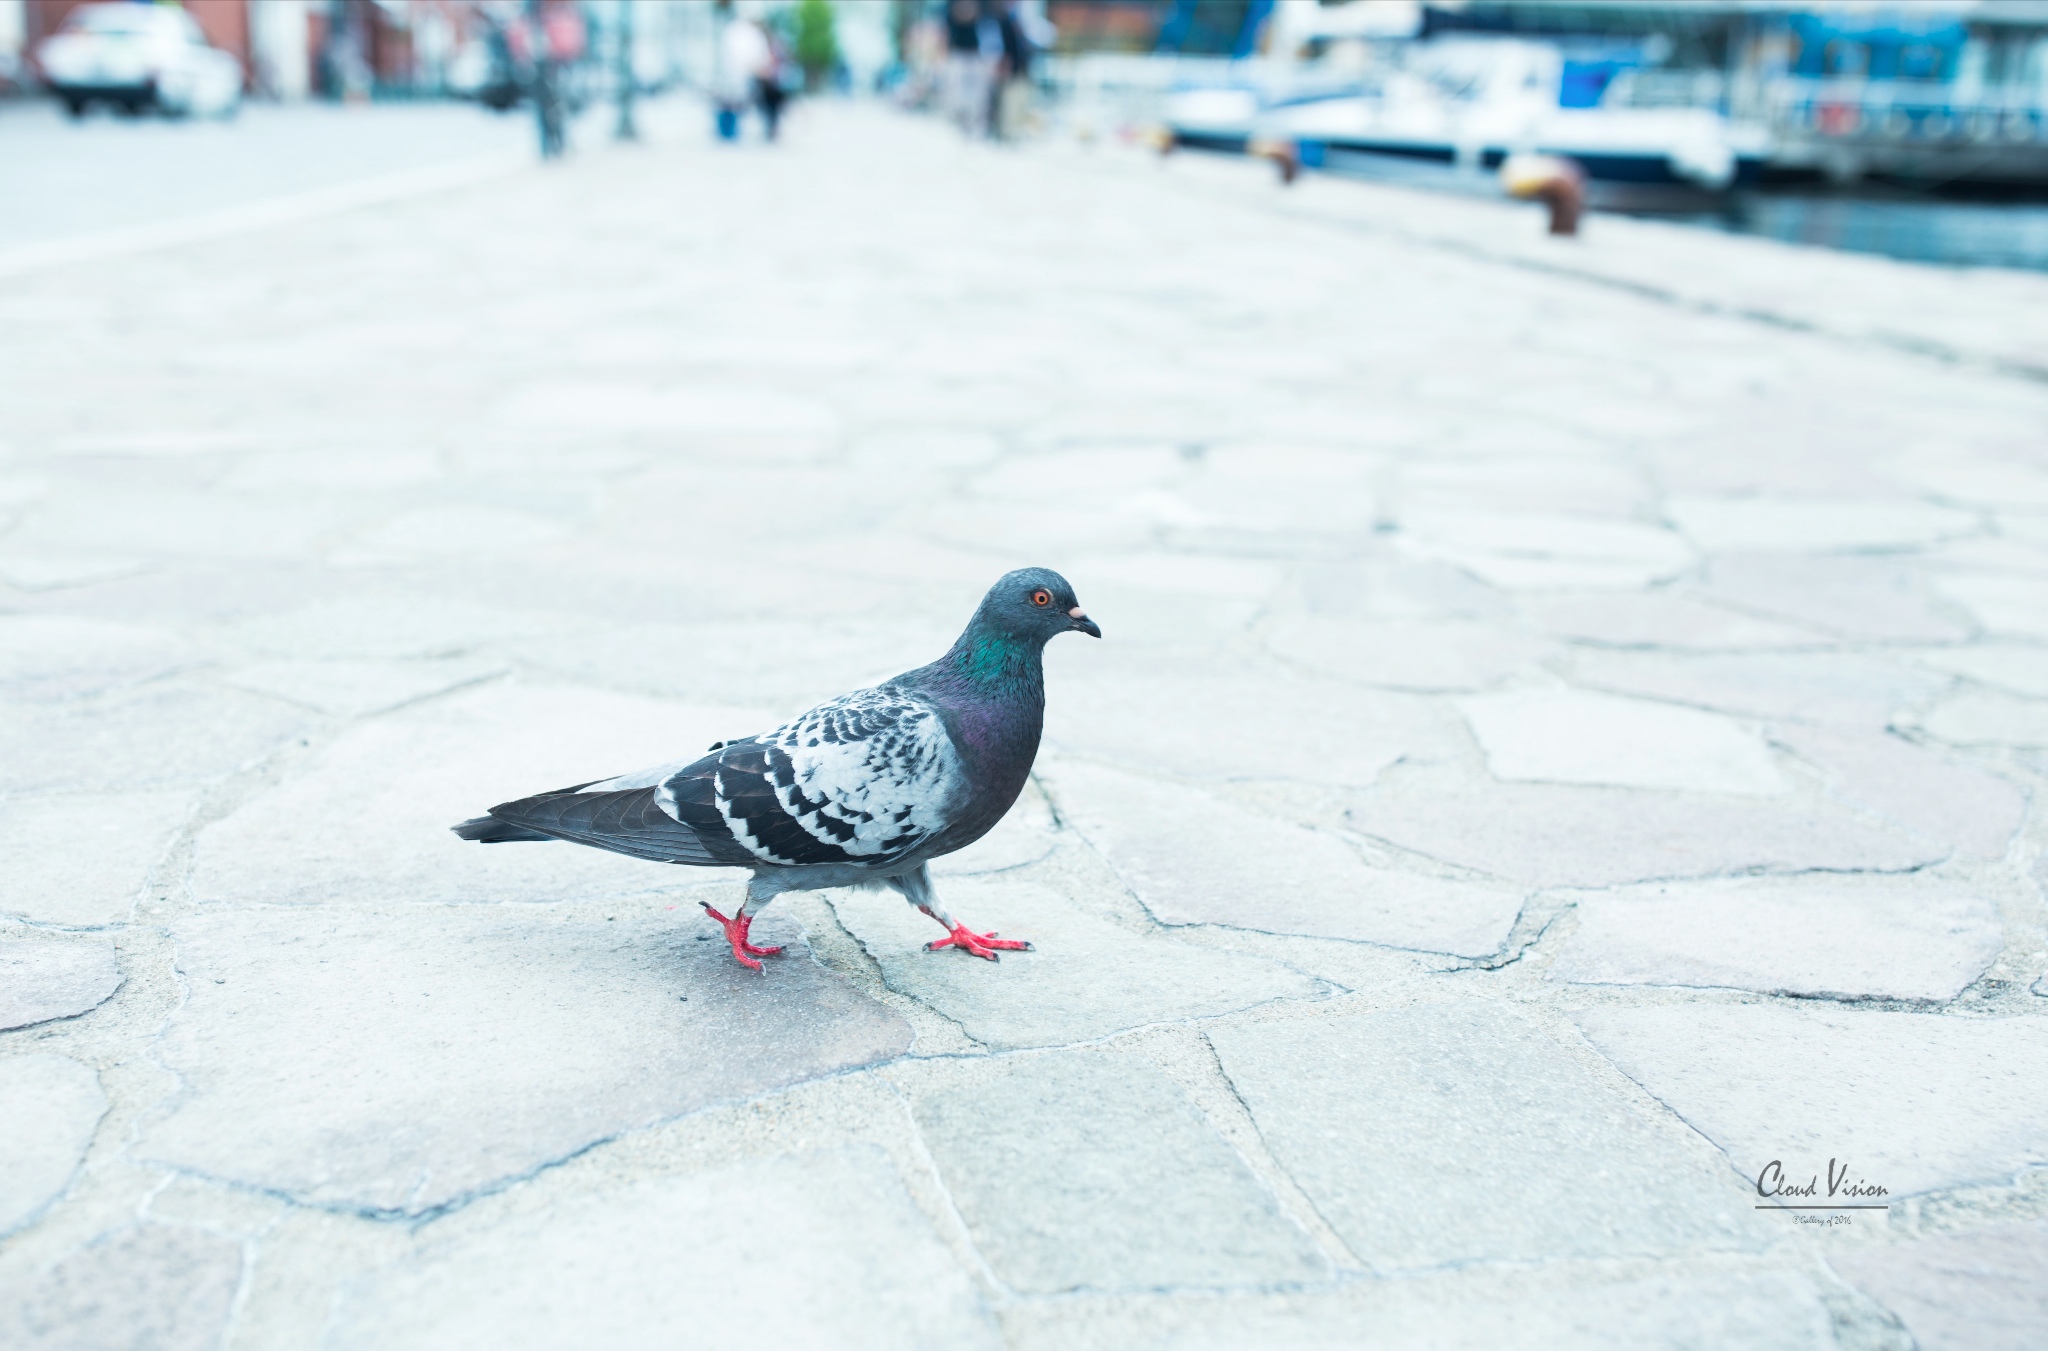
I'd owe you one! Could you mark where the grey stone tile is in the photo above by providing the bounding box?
[16,488,357,560]
[1044,760,1520,957]
[0,615,201,702]
[1567,649,1952,727]
[1573,1004,2048,1198]
[1395,509,1693,591]
[1906,643,2048,698]
[830,877,1319,1050]
[1348,776,1938,888]
[1045,659,1445,788]
[1935,574,2048,640]
[1208,1003,1761,1269]
[1697,554,1972,643]
[1771,724,2025,860]
[1518,591,1824,650]
[1262,616,1549,692]
[217,656,506,717]
[0,1223,241,1351]
[0,684,309,796]
[0,554,148,593]
[908,1053,1325,1293]
[1909,687,2048,747]
[1549,874,2001,1000]
[189,683,764,909]
[1460,689,1788,796]
[514,617,958,708]
[139,907,910,1214]
[1007,1268,1834,1351]
[0,1055,105,1236]
[1667,496,1978,552]
[218,594,575,660]
[0,790,196,925]
[328,1148,998,1351]
[0,940,121,1029]
[1830,1221,2048,1351]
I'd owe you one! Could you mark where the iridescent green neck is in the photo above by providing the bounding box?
[956,629,1040,689]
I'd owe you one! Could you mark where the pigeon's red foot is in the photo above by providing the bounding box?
[925,923,1033,962]
[700,903,784,972]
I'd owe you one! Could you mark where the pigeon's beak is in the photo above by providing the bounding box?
[1067,606,1101,639]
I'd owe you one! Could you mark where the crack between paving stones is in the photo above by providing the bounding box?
[1196,1028,1367,1274]
[877,1077,1018,1307]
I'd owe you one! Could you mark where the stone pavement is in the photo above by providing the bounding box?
[3,99,2047,1349]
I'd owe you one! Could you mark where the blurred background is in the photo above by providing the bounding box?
[5,0,2048,270]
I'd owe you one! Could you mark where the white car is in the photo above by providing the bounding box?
[38,2,243,119]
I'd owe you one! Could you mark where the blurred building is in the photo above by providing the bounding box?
[0,0,709,102]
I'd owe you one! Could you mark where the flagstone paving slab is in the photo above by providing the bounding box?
[141,908,910,1214]
[1006,1268,1835,1351]
[1043,759,1521,957]
[1208,1002,1762,1269]
[1667,496,1980,553]
[0,614,201,703]
[1565,649,1951,727]
[0,1055,105,1237]
[1459,689,1788,796]
[0,684,310,796]
[1910,687,2048,748]
[0,1223,241,1351]
[326,1148,999,1351]
[1348,776,1938,888]
[906,1052,1325,1293]
[1697,554,1973,643]
[0,940,121,1029]
[1549,874,2002,1000]
[189,682,765,909]
[831,878,1320,1049]
[1769,723,2026,860]
[1573,1004,2048,1198]
[0,789,197,926]
[1829,1221,2048,1351]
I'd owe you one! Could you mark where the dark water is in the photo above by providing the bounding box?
[1636,194,2048,274]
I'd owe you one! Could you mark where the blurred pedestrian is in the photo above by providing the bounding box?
[511,0,586,159]
[717,7,786,143]
[993,1,1037,142]
[943,0,997,138]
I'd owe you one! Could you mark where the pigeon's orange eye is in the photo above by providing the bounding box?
[1031,589,1051,606]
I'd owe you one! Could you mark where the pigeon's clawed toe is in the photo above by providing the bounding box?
[700,902,784,972]
[925,923,1034,961]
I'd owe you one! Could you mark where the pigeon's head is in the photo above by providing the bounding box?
[981,567,1101,644]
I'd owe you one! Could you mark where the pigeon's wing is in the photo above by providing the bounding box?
[481,757,756,867]
[708,686,968,869]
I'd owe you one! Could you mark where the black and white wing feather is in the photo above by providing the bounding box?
[469,686,967,872]
[710,686,966,868]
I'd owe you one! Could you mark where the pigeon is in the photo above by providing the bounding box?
[452,568,1100,970]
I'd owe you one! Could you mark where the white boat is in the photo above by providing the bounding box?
[1165,38,1768,196]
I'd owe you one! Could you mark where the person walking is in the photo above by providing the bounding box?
[943,0,995,139]
[993,1,1036,142]
[517,0,586,159]
[717,8,785,143]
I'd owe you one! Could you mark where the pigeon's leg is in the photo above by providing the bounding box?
[700,874,788,972]
[888,864,1032,962]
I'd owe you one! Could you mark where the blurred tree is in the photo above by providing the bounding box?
[794,0,838,91]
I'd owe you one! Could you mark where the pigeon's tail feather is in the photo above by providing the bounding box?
[484,781,752,867]
[452,815,554,843]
